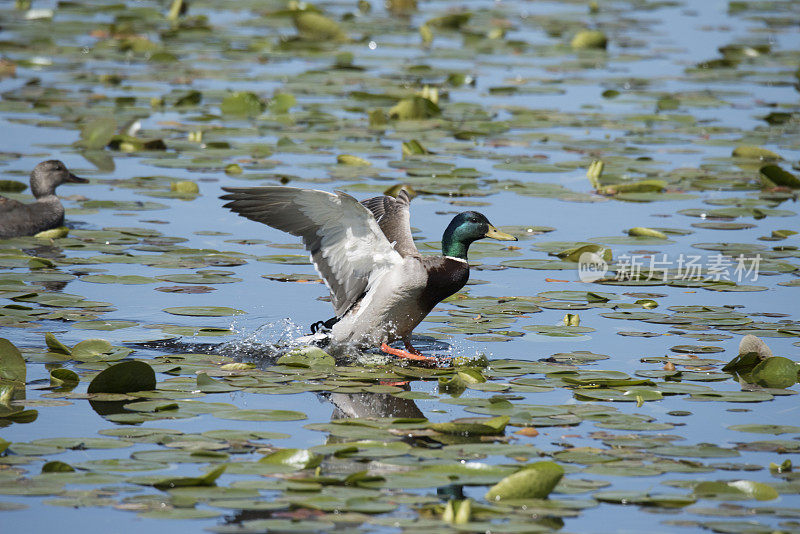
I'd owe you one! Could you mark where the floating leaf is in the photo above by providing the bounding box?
[426,12,471,29]
[336,154,371,166]
[87,361,156,394]
[430,415,509,435]
[442,498,471,524]
[163,306,245,317]
[220,92,265,117]
[214,409,307,421]
[0,338,26,383]
[401,139,430,156]
[41,461,75,473]
[732,146,780,160]
[485,461,564,501]
[760,165,800,189]
[259,449,322,469]
[151,465,226,490]
[276,346,334,368]
[268,93,296,114]
[750,357,798,389]
[72,339,113,360]
[0,180,26,193]
[293,11,348,41]
[45,333,71,356]
[571,30,608,50]
[628,227,668,239]
[389,96,440,120]
[693,480,778,501]
[49,368,78,388]
[197,373,238,393]
[598,180,666,195]
[34,226,69,239]
[170,181,199,194]
[77,118,117,149]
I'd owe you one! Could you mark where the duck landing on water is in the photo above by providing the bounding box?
[221,186,516,363]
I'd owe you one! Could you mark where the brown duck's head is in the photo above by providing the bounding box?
[30,160,88,198]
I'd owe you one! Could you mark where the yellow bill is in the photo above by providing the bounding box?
[484,225,517,241]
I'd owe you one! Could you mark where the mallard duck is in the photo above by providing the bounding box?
[0,160,88,238]
[221,186,516,361]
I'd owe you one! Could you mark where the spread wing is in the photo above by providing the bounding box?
[221,186,403,317]
[359,189,419,257]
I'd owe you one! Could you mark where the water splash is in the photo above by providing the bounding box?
[216,318,312,365]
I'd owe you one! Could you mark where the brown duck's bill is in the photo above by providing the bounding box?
[484,225,517,241]
[66,172,89,184]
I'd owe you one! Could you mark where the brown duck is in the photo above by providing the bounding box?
[0,160,87,238]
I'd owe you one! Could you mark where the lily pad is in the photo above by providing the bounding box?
[485,461,564,501]
[87,361,156,394]
[0,338,26,383]
[163,306,245,317]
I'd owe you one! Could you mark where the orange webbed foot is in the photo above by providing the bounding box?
[380,342,437,363]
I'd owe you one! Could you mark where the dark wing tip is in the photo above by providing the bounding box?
[396,188,412,205]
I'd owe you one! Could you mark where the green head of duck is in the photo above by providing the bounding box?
[441,211,517,260]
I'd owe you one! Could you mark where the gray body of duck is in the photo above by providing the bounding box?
[221,186,516,358]
[0,160,87,238]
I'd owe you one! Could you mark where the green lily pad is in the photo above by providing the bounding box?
[760,165,800,188]
[430,415,509,435]
[571,30,608,50]
[150,465,226,490]
[276,346,334,368]
[0,338,26,383]
[389,96,440,120]
[259,449,322,470]
[485,461,564,501]
[220,92,265,117]
[77,117,117,150]
[214,409,307,422]
[72,339,113,360]
[81,275,156,284]
[196,373,238,393]
[693,480,778,501]
[163,306,245,317]
[87,361,156,394]
[750,356,798,388]
[49,368,79,387]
